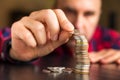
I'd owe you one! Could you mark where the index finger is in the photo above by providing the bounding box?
[30,9,60,41]
[54,9,74,32]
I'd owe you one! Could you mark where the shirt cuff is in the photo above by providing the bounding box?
[2,38,36,64]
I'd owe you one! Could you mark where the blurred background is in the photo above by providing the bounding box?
[0,0,120,31]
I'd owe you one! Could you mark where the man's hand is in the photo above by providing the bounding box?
[10,9,74,61]
[89,49,120,64]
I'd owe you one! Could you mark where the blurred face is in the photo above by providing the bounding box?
[56,0,101,40]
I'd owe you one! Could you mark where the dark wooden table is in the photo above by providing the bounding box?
[0,55,120,80]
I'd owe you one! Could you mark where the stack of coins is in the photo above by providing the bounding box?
[73,29,90,74]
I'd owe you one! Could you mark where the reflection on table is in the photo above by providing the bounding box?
[0,55,120,80]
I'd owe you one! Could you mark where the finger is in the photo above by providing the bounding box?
[54,9,74,32]
[59,30,73,42]
[30,9,60,41]
[89,50,106,63]
[12,21,36,47]
[89,49,118,63]
[101,50,120,64]
[116,59,120,64]
[36,29,73,56]
[20,17,47,45]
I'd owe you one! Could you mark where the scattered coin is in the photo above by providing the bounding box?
[47,67,65,73]
[62,68,73,74]
[42,67,73,74]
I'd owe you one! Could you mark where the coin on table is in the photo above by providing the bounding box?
[47,67,65,73]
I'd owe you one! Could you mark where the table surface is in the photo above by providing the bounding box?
[0,55,120,80]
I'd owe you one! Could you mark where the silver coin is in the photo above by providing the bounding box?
[47,67,65,73]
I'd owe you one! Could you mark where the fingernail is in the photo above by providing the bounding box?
[90,58,96,63]
[89,55,97,63]
[51,35,58,41]
[100,59,107,63]
[70,24,74,30]
[67,23,74,31]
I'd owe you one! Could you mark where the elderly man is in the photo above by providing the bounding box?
[7,0,120,64]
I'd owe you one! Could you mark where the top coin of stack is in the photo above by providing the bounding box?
[73,29,90,74]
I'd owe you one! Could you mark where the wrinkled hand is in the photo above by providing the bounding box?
[10,9,74,61]
[89,49,120,64]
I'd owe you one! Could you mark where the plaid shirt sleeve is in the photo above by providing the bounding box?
[0,28,11,61]
[89,26,120,52]
[0,28,35,64]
